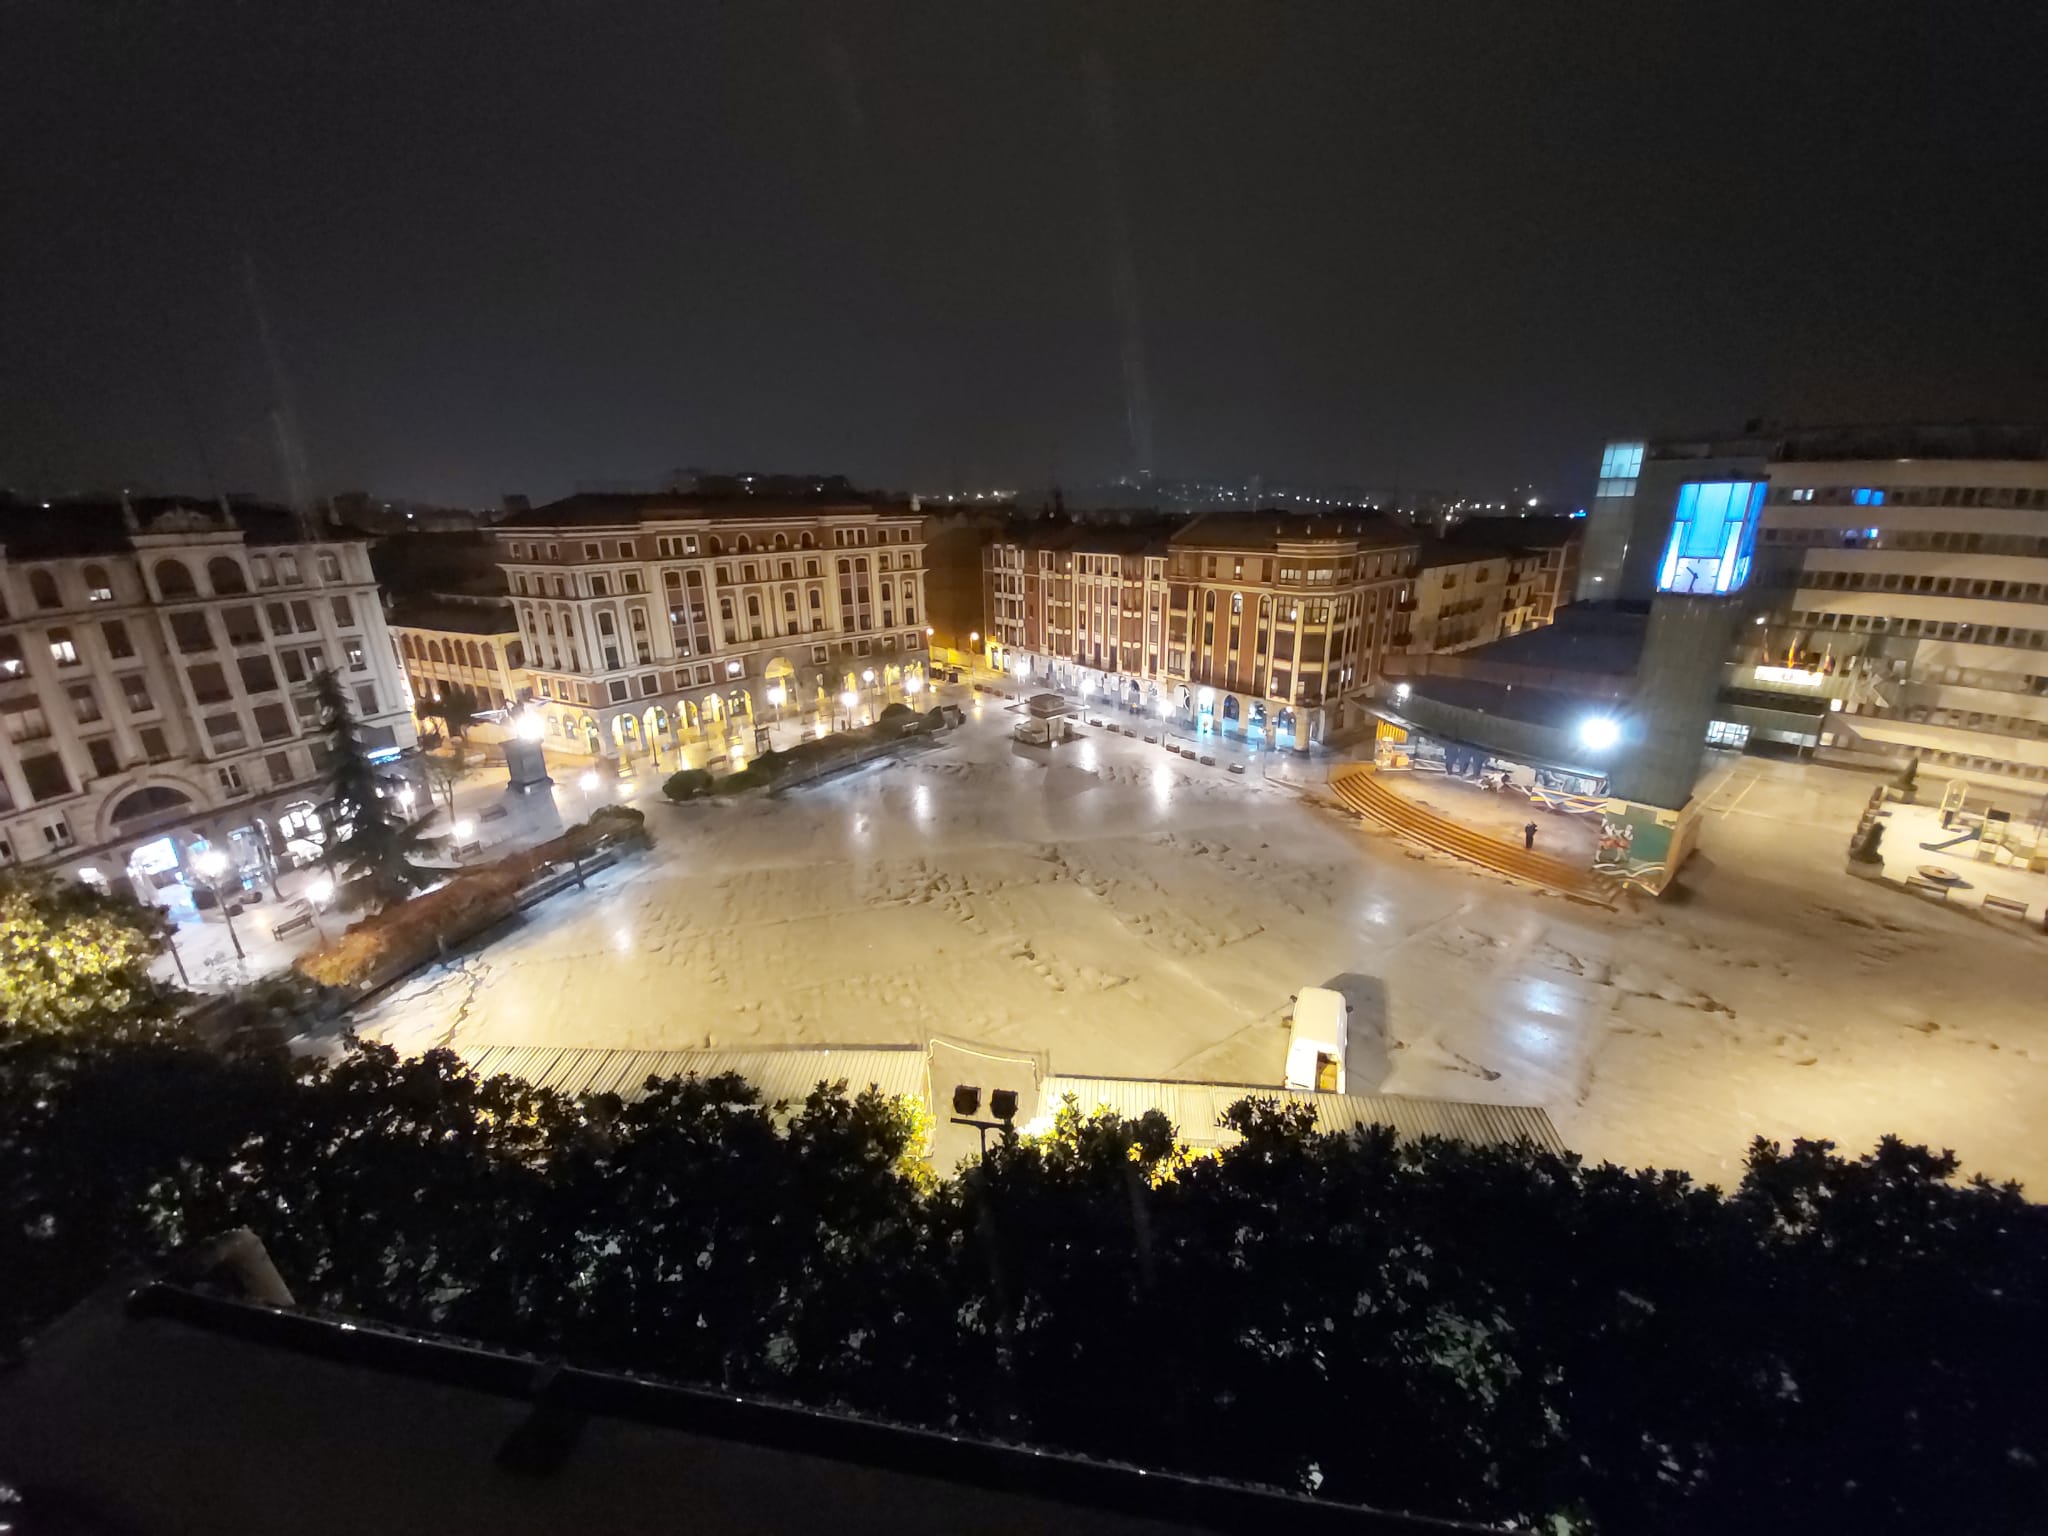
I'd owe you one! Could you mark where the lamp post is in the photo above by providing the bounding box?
[305,873,334,943]
[861,667,877,716]
[839,688,859,732]
[766,683,786,746]
[192,849,244,963]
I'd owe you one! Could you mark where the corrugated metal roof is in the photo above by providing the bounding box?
[1042,1076,1565,1154]
[458,1045,926,1109]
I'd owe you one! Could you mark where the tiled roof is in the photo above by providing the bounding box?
[386,597,519,636]
[1170,511,1417,551]
[0,496,321,557]
[498,492,917,530]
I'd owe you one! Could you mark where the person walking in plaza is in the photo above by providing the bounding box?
[1524,821,1538,852]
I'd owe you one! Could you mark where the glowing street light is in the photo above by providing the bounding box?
[307,874,335,906]
[453,817,476,841]
[904,673,924,697]
[514,710,546,742]
[1577,715,1621,753]
[578,769,600,793]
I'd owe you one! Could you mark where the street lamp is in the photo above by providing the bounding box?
[192,849,244,962]
[904,672,924,698]
[765,683,786,744]
[839,688,859,730]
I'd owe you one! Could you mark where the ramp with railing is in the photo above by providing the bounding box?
[1328,763,1621,907]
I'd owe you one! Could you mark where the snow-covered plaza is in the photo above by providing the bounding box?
[352,701,2048,1191]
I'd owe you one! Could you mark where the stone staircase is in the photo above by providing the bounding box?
[1327,764,1622,907]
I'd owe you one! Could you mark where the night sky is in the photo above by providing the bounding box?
[6,2,2045,508]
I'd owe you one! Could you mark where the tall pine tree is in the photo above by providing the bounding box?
[315,668,445,909]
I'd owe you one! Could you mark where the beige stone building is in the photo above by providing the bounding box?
[388,597,530,734]
[493,493,930,768]
[0,497,415,905]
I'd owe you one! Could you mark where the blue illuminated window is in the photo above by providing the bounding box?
[1657,481,1764,595]
[1851,487,1886,507]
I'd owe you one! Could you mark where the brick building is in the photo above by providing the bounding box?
[984,512,1418,749]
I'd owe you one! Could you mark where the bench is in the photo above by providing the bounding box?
[271,910,317,940]
[451,839,484,860]
[479,804,510,823]
[1982,894,2030,920]
[1904,876,1952,899]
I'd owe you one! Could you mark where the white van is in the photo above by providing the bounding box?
[1283,986,1350,1093]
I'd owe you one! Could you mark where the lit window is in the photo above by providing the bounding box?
[1657,482,1764,595]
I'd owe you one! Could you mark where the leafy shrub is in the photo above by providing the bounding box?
[750,749,793,780]
[589,803,646,834]
[662,768,712,802]
[878,701,915,723]
[712,767,760,795]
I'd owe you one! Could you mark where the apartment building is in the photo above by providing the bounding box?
[1409,517,1582,654]
[984,512,1417,749]
[494,493,929,763]
[0,497,415,903]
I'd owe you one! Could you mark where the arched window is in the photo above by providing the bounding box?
[401,634,417,657]
[773,533,787,550]
[779,561,794,579]
[427,639,444,663]
[479,643,496,670]
[28,570,60,609]
[153,558,195,598]
[466,642,482,668]
[664,569,683,592]
[206,556,248,594]
[837,559,851,575]
[800,532,814,549]
[707,537,724,555]
[736,536,751,553]
[82,564,113,602]
[879,553,892,571]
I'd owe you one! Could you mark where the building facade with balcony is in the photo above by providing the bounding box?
[493,493,929,765]
[0,497,416,905]
[1409,517,1583,655]
[984,513,1418,750]
[389,597,530,731]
